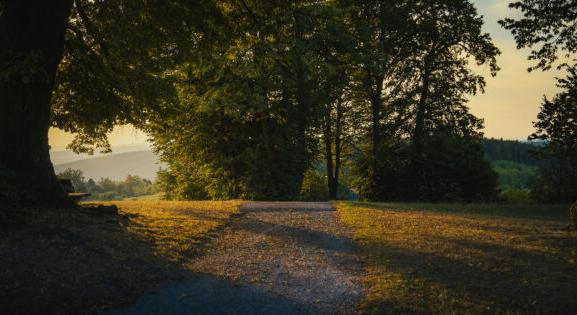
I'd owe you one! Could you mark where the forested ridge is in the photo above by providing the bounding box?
[482,138,542,166]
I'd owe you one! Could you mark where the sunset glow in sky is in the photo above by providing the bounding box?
[49,0,563,150]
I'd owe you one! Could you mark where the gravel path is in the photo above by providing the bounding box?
[104,202,365,315]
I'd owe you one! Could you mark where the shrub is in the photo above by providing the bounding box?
[300,169,328,201]
[500,189,532,204]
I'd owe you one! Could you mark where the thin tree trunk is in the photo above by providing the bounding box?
[0,0,75,208]
[411,59,433,200]
[324,106,336,200]
[292,12,313,200]
[371,85,383,162]
[333,99,343,199]
[369,73,384,197]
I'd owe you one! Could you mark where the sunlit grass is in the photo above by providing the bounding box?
[0,200,242,314]
[337,202,577,314]
[91,200,242,262]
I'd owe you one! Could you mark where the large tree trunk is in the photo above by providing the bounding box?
[0,0,75,208]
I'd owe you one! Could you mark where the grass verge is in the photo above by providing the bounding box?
[336,202,577,314]
[0,200,241,314]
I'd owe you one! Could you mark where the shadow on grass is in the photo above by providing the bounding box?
[0,205,330,315]
[0,207,186,314]
[360,230,577,314]
[352,201,571,222]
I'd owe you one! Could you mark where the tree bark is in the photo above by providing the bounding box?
[333,99,342,199]
[0,0,75,208]
[323,105,336,200]
[291,12,314,201]
[369,72,384,197]
[370,82,383,163]
[323,98,344,200]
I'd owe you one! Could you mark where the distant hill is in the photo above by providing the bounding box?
[53,150,165,181]
[50,143,152,165]
[481,138,543,167]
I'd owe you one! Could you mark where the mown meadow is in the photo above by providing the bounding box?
[337,202,577,314]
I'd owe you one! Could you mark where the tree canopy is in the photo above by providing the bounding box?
[1,0,502,206]
[501,0,577,204]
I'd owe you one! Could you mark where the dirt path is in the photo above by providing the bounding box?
[104,202,365,315]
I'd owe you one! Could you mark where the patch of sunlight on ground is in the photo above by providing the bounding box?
[336,202,577,314]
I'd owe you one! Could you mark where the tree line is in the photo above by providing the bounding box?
[482,138,543,167]
[56,168,159,200]
[148,0,501,202]
[0,0,575,207]
[501,0,577,204]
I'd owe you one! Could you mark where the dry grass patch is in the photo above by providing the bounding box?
[94,200,242,262]
[337,202,577,314]
[0,200,241,314]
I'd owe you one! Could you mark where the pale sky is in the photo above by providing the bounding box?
[49,126,148,151]
[469,0,562,140]
[49,0,562,149]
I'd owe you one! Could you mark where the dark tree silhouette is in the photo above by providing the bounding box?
[0,0,218,207]
[500,0,577,72]
[0,1,75,207]
[501,0,577,209]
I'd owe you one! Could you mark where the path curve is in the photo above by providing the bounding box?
[105,202,365,315]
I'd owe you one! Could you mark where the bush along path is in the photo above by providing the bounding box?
[103,202,366,315]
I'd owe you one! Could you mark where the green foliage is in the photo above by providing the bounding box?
[501,0,577,205]
[492,160,538,191]
[352,133,498,202]
[482,138,543,166]
[149,1,347,200]
[336,0,500,203]
[47,0,500,203]
[300,169,328,201]
[56,168,155,200]
[56,168,87,192]
[528,71,577,203]
[500,189,531,205]
[500,0,577,72]
[50,0,223,154]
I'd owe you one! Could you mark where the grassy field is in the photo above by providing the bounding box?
[337,202,577,314]
[122,193,164,201]
[0,200,241,314]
